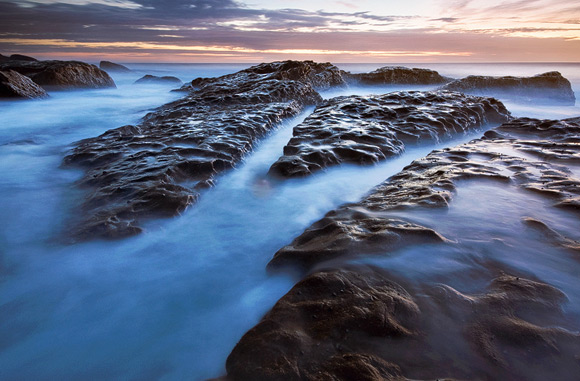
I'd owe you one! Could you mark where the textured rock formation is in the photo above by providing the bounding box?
[63,61,344,240]
[269,117,580,272]
[225,267,580,380]
[134,74,182,85]
[344,66,451,86]
[0,59,116,90]
[269,91,511,177]
[99,60,131,72]
[0,70,48,99]
[441,71,576,105]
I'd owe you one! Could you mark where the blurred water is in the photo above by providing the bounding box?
[0,62,579,379]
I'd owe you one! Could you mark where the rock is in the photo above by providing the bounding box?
[344,66,451,86]
[440,71,576,105]
[226,267,419,381]
[269,117,580,272]
[268,91,511,177]
[0,54,9,62]
[0,70,49,99]
[134,74,182,85]
[225,266,580,380]
[99,60,131,72]
[0,59,116,90]
[63,60,342,240]
[9,54,37,62]
[185,60,346,92]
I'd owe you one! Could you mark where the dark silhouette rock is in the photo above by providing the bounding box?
[0,54,9,62]
[0,59,116,90]
[63,60,342,240]
[269,91,511,177]
[134,74,182,85]
[99,60,131,72]
[344,66,451,86]
[0,70,48,99]
[225,266,580,380]
[440,71,576,105]
[269,117,580,272]
[9,54,37,62]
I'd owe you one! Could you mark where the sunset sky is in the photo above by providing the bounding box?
[1,0,579,63]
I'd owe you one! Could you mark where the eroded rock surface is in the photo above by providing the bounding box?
[269,117,580,271]
[63,61,343,240]
[0,58,115,90]
[269,91,510,177]
[441,71,576,105]
[343,66,451,86]
[0,70,48,99]
[225,266,580,381]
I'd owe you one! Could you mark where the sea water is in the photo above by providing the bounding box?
[0,63,579,379]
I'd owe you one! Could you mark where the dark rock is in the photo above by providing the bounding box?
[440,71,576,105]
[0,54,9,62]
[269,117,580,272]
[186,60,346,92]
[134,74,182,85]
[225,266,580,380]
[63,60,340,240]
[269,91,511,177]
[99,60,131,72]
[344,66,451,86]
[9,54,37,62]
[226,267,419,381]
[0,70,49,99]
[0,59,116,90]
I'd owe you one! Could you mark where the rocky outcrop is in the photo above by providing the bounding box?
[269,117,580,272]
[440,71,576,105]
[99,60,131,72]
[134,74,182,85]
[63,61,345,240]
[9,54,38,62]
[184,60,346,93]
[344,66,451,86]
[0,70,48,99]
[225,266,580,381]
[269,91,510,177]
[0,59,116,90]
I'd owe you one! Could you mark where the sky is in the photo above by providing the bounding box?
[1,0,579,63]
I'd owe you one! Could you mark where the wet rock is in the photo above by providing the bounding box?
[134,74,182,85]
[0,70,48,99]
[63,61,338,240]
[269,117,580,272]
[269,91,510,177]
[440,71,576,105]
[225,267,419,381]
[0,59,116,90]
[344,66,451,86]
[522,217,580,254]
[225,266,579,380]
[99,60,131,72]
[185,60,346,92]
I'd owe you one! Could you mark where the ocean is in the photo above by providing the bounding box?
[1,62,579,379]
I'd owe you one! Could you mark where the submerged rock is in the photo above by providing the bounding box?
[0,59,116,90]
[269,116,580,272]
[0,70,48,99]
[63,60,343,240]
[269,91,510,177]
[134,74,182,85]
[225,266,580,381]
[440,71,576,105]
[344,66,451,86]
[99,60,131,72]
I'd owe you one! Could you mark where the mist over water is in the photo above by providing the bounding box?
[1,63,579,379]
